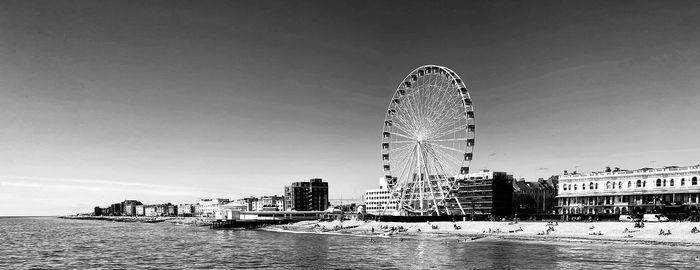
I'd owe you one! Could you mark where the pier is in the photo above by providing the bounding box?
[210,210,328,229]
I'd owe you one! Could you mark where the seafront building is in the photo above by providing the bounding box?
[257,195,285,211]
[455,170,514,219]
[557,165,700,218]
[135,205,145,216]
[512,177,558,217]
[221,201,248,212]
[236,197,259,211]
[177,204,195,217]
[144,205,157,216]
[284,178,329,211]
[122,200,143,216]
[363,171,514,219]
[93,200,142,216]
[363,177,399,215]
[195,198,230,217]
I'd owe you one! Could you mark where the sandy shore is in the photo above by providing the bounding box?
[266,219,700,247]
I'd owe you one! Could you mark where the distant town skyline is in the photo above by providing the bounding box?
[2,1,700,215]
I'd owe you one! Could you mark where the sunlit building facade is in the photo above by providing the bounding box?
[364,177,399,215]
[557,165,700,217]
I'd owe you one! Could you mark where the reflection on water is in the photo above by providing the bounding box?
[1,217,699,269]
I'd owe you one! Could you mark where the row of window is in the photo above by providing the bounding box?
[366,206,398,210]
[366,201,396,205]
[563,177,699,191]
[366,196,392,201]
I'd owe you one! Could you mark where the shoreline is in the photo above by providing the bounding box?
[264,219,700,247]
[57,215,210,225]
[58,215,700,247]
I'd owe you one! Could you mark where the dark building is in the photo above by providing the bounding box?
[109,203,123,216]
[456,170,513,219]
[512,176,558,219]
[284,178,329,211]
[93,206,102,216]
[121,200,143,216]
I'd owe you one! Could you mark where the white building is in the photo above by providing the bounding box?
[256,195,284,211]
[558,165,700,216]
[195,198,230,217]
[144,205,157,217]
[364,177,399,215]
[135,205,145,216]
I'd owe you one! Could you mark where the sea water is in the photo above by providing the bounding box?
[1,217,699,269]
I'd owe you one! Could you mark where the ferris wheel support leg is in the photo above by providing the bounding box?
[454,196,466,216]
[418,146,442,217]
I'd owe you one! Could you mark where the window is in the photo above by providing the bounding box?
[590,182,594,189]
[682,178,686,186]
[656,179,661,187]
[563,185,567,191]
[595,183,599,189]
[663,179,667,187]
[636,180,642,188]
[574,184,577,190]
[643,181,647,187]
[628,181,632,188]
[670,179,674,186]
[694,177,698,185]
[606,181,611,189]
[619,181,622,189]
[582,184,586,190]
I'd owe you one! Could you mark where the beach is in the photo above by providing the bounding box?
[267,219,700,247]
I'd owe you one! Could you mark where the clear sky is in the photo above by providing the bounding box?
[1,1,699,216]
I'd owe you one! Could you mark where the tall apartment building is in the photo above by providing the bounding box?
[284,178,329,211]
[456,170,514,219]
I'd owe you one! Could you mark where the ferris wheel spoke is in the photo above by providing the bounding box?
[389,131,417,141]
[393,149,416,198]
[391,140,418,144]
[429,145,464,174]
[424,148,450,202]
[426,147,458,172]
[391,123,416,138]
[387,143,415,154]
[430,142,466,153]
[423,149,449,198]
[428,125,466,140]
[426,138,467,142]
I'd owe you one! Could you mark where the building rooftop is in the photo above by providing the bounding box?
[559,164,700,179]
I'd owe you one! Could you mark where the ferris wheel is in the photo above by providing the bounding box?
[381,65,475,216]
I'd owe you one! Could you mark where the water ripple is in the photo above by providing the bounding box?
[1,217,700,269]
